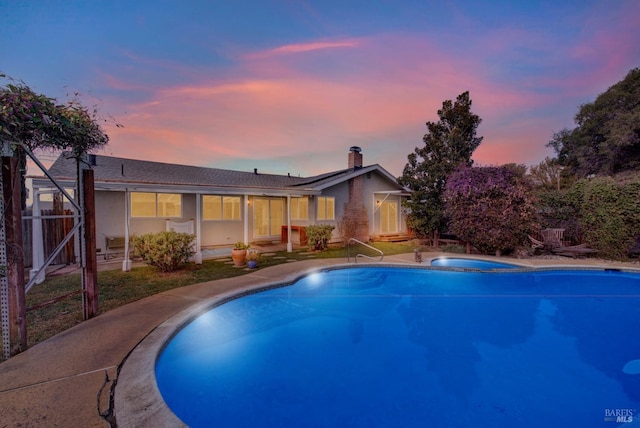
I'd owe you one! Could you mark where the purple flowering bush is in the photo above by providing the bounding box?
[444,164,539,255]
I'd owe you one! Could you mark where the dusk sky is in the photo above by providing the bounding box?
[2,1,639,177]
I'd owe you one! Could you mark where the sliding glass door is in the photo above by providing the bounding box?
[253,198,284,237]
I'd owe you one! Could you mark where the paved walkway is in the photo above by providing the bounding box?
[0,253,637,427]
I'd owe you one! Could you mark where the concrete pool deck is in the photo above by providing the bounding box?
[1,252,639,427]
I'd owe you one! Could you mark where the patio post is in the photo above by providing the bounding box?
[29,188,45,284]
[122,189,132,271]
[194,193,202,264]
[287,194,292,252]
[243,194,249,245]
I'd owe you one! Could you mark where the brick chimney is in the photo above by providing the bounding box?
[344,147,369,242]
[348,146,363,169]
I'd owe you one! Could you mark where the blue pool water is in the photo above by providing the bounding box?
[430,257,519,269]
[156,267,640,427]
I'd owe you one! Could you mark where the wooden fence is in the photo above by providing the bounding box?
[22,206,75,268]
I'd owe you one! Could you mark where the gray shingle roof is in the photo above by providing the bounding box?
[45,152,381,191]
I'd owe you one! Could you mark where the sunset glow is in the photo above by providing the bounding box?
[2,1,639,177]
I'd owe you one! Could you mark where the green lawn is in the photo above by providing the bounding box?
[19,242,415,348]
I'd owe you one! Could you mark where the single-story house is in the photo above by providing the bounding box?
[31,146,410,271]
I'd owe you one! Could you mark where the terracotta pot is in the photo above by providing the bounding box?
[231,249,247,266]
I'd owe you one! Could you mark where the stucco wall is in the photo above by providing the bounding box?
[201,220,244,247]
[95,191,126,253]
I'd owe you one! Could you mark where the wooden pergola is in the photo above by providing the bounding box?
[1,144,99,359]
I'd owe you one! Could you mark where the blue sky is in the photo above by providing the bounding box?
[2,0,639,177]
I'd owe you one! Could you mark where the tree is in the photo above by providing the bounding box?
[1,75,111,207]
[548,67,640,177]
[1,74,111,153]
[444,164,539,255]
[398,91,483,238]
[528,157,565,190]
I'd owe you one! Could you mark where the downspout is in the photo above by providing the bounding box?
[287,194,292,253]
[122,189,132,272]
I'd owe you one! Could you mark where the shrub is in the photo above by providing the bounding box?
[337,215,359,244]
[132,231,195,272]
[444,164,539,255]
[567,177,640,259]
[533,177,640,259]
[306,224,335,251]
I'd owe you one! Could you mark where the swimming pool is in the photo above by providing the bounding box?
[430,257,520,269]
[155,266,640,427]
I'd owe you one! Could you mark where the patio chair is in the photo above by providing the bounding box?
[528,235,544,250]
[541,228,564,249]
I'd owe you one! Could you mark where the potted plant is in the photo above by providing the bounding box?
[231,241,249,267]
[246,249,260,269]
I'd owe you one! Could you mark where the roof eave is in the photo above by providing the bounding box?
[309,164,404,191]
[31,176,321,195]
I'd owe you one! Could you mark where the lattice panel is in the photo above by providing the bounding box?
[0,170,10,360]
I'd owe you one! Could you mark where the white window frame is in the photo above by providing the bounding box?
[157,193,182,218]
[290,197,309,220]
[202,195,241,221]
[130,192,182,218]
[317,196,335,220]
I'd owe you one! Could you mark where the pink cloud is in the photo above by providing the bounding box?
[98,26,633,177]
[246,39,360,59]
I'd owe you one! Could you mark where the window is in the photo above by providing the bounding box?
[131,192,181,218]
[131,192,156,217]
[223,196,241,220]
[317,196,335,220]
[290,197,309,220]
[158,193,181,217]
[203,195,222,220]
[203,195,241,220]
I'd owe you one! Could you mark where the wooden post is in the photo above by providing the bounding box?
[2,156,27,354]
[82,168,98,319]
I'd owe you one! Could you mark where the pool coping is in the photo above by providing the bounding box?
[113,256,640,426]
